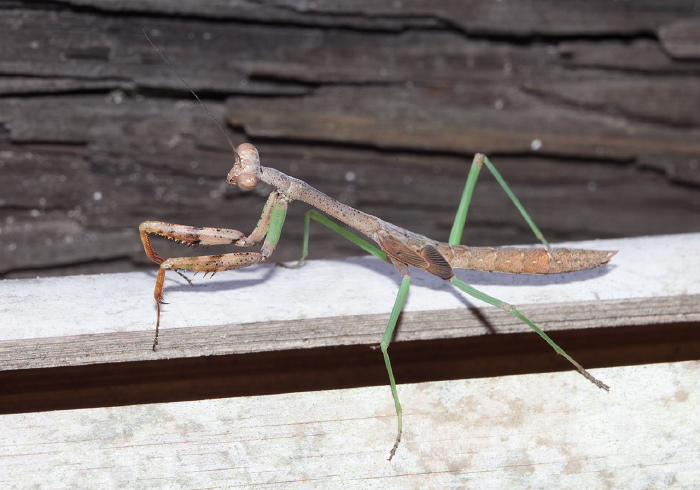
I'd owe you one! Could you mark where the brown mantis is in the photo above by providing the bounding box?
[139,33,617,460]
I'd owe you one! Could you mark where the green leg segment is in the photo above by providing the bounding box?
[291,209,409,459]
[449,154,550,249]
[381,275,411,461]
[290,167,607,461]
[447,155,606,388]
[450,276,609,391]
[292,210,387,268]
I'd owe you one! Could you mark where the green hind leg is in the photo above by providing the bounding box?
[449,153,550,248]
[450,277,609,391]
[448,154,607,390]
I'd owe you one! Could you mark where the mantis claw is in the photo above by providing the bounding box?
[173,269,193,286]
[388,433,401,461]
[152,292,170,351]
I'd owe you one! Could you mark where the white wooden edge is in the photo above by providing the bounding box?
[1,233,699,486]
[1,233,699,370]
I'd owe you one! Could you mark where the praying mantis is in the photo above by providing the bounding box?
[138,33,617,460]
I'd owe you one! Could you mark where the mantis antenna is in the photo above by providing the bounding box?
[141,29,239,160]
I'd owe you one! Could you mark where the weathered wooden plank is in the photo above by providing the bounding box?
[56,0,700,36]
[659,18,700,59]
[226,84,700,158]
[558,39,698,72]
[1,361,698,487]
[1,292,697,373]
[289,0,699,36]
[1,234,698,373]
[0,234,698,484]
[0,2,699,279]
[524,77,700,127]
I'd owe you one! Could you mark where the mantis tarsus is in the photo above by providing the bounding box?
[139,33,617,460]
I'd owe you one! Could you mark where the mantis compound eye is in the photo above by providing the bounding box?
[229,143,262,190]
[237,172,260,190]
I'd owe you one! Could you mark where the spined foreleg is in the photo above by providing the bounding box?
[139,191,290,349]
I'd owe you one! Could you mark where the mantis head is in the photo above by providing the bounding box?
[227,143,261,190]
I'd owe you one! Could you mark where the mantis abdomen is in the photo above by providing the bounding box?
[439,245,617,275]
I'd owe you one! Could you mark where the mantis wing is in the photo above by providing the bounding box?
[378,234,454,280]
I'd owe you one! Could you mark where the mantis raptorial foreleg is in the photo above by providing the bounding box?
[140,191,290,349]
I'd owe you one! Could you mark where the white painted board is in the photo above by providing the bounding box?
[1,361,698,488]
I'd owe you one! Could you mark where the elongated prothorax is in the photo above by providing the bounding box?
[440,246,617,274]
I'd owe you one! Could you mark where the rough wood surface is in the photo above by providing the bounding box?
[2,362,698,488]
[1,234,698,416]
[1,1,699,278]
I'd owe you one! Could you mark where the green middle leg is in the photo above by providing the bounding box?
[291,209,407,459]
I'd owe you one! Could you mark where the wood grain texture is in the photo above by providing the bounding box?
[1,234,698,417]
[1,293,697,373]
[0,231,698,483]
[0,1,699,280]
[1,362,698,488]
